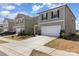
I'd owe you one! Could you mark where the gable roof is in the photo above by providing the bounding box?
[38,5,66,14]
[15,13,32,20]
[3,18,14,22]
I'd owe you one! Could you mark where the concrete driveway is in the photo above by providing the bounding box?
[0,36,55,56]
[20,36,55,48]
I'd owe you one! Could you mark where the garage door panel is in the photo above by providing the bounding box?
[41,25,61,37]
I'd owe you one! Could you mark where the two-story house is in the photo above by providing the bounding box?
[34,5,76,37]
[15,13,37,34]
[3,18,16,32]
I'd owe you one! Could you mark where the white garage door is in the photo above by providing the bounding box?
[41,25,61,37]
[16,28,21,34]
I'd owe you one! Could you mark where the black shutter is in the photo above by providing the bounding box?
[51,11,53,19]
[57,10,59,18]
[46,13,48,19]
[41,14,43,20]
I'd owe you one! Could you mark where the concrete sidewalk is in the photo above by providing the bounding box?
[35,46,79,56]
[0,45,23,56]
[0,45,33,56]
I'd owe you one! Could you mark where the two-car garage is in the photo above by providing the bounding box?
[41,25,61,37]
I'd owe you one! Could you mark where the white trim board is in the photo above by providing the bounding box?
[38,20,64,25]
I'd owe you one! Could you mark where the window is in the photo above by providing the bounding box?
[41,13,48,20]
[51,10,60,19]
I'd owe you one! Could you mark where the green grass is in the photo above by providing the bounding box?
[0,40,8,44]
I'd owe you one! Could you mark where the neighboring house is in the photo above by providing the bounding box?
[15,13,37,34]
[0,23,3,33]
[3,18,16,32]
[34,5,76,37]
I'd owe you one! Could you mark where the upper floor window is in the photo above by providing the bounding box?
[51,10,60,19]
[41,13,48,20]
[16,18,24,24]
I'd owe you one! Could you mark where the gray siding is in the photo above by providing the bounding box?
[15,13,38,34]
[25,16,38,33]
[38,6,65,23]
[65,6,76,35]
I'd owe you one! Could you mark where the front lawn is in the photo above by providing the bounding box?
[4,35,32,41]
[45,38,79,54]
[0,40,8,44]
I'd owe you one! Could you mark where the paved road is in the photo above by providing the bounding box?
[0,51,8,56]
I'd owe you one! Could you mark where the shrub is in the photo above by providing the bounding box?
[26,30,34,36]
[11,35,14,38]
[60,31,71,40]
[60,30,65,38]
[18,30,26,36]
[18,30,34,36]
[36,30,41,35]
[70,33,76,36]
